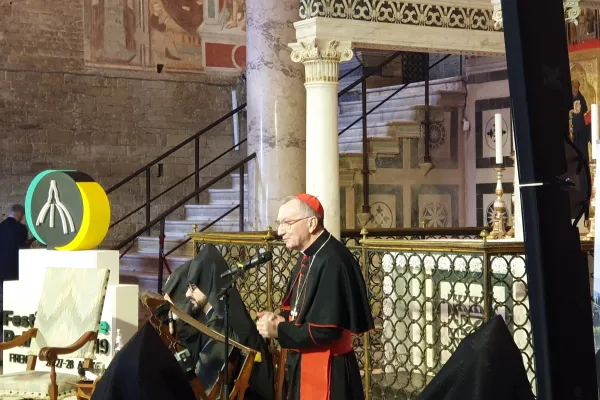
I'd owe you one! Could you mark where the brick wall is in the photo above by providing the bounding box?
[0,0,246,245]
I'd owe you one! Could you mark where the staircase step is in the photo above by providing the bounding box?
[339,137,400,155]
[338,104,447,130]
[184,204,249,220]
[164,219,245,236]
[339,90,465,115]
[339,120,422,142]
[361,76,466,102]
[208,187,249,204]
[231,173,249,189]
[137,236,195,257]
[120,251,191,276]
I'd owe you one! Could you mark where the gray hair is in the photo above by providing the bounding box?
[9,204,25,215]
[280,196,323,226]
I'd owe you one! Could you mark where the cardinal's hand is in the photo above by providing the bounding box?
[256,311,284,339]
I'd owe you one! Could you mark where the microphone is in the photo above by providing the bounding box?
[168,310,175,336]
[220,251,273,278]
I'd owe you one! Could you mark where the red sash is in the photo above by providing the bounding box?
[293,329,353,400]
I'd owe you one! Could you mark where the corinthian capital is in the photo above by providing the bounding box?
[289,39,353,83]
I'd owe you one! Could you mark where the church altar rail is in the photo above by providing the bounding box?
[189,230,594,400]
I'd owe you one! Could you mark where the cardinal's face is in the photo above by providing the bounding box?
[277,199,312,251]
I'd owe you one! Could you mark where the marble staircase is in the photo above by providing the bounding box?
[120,75,466,324]
[338,76,466,155]
[119,173,249,294]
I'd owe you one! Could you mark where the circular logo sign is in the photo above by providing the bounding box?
[25,170,110,251]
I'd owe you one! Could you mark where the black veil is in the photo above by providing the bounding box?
[418,315,535,400]
[187,244,275,400]
[91,323,196,400]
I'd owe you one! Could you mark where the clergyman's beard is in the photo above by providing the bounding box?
[190,298,206,312]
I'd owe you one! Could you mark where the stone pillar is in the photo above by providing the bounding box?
[290,40,353,240]
[246,0,306,230]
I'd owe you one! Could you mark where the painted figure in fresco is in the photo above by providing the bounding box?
[225,0,246,30]
[161,0,204,36]
[150,0,183,62]
[90,0,137,62]
[568,8,598,45]
[571,78,592,217]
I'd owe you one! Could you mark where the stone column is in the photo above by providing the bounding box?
[246,0,306,230]
[290,40,353,240]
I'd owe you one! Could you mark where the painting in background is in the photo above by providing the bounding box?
[84,0,246,73]
[568,8,599,51]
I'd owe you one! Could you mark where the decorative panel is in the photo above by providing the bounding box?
[299,0,500,32]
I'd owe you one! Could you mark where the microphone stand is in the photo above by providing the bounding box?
[217,271,242,400]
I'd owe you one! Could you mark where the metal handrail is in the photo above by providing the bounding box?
[112,153,256,252]
[106,103,247,195]
[338,54,452,136]
[163,204,240,259]
[109,53,407,240]
[109,138,247,229]
[341,226,489,238]
[338,51,403,98]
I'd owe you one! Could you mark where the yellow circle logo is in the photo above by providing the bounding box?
[25,171,110,251]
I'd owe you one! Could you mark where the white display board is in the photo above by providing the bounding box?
[2,249,138,375]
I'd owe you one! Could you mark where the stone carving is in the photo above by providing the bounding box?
[565,1,582,25]
[429,122,447,151]
[289,39,353,83]
[299,0,500,31]
[492,4,503,31]
[491,0,581,30]
[369,202,394,228]
[421,202,449,228]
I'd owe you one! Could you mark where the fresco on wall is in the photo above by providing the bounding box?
[568,8,600,52]
[84,0,246,73]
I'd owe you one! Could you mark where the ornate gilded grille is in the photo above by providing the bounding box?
[189,231,592,399]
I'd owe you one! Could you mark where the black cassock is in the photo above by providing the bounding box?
[417,315,535,400]
[90,323,196,400]
[278,230,374,400]
[95,245,274,399]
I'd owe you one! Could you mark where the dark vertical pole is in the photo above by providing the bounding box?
[501,0,597,397]
[195,137,200,204]
[158,218,165,294]
[361,79,370,214]
[423,53,432,163]
[239,164,245,232]
[145,168,151,236]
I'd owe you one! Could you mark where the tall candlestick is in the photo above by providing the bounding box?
[592,104,599,160]
[495,113,503,164]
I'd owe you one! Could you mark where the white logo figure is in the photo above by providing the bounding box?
[36,180,75,235]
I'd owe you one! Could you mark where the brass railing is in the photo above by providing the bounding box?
[187,229,592,399]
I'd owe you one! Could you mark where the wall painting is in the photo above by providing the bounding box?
[84,0,246,73]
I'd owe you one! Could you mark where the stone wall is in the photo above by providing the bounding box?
[0,0,246,246]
